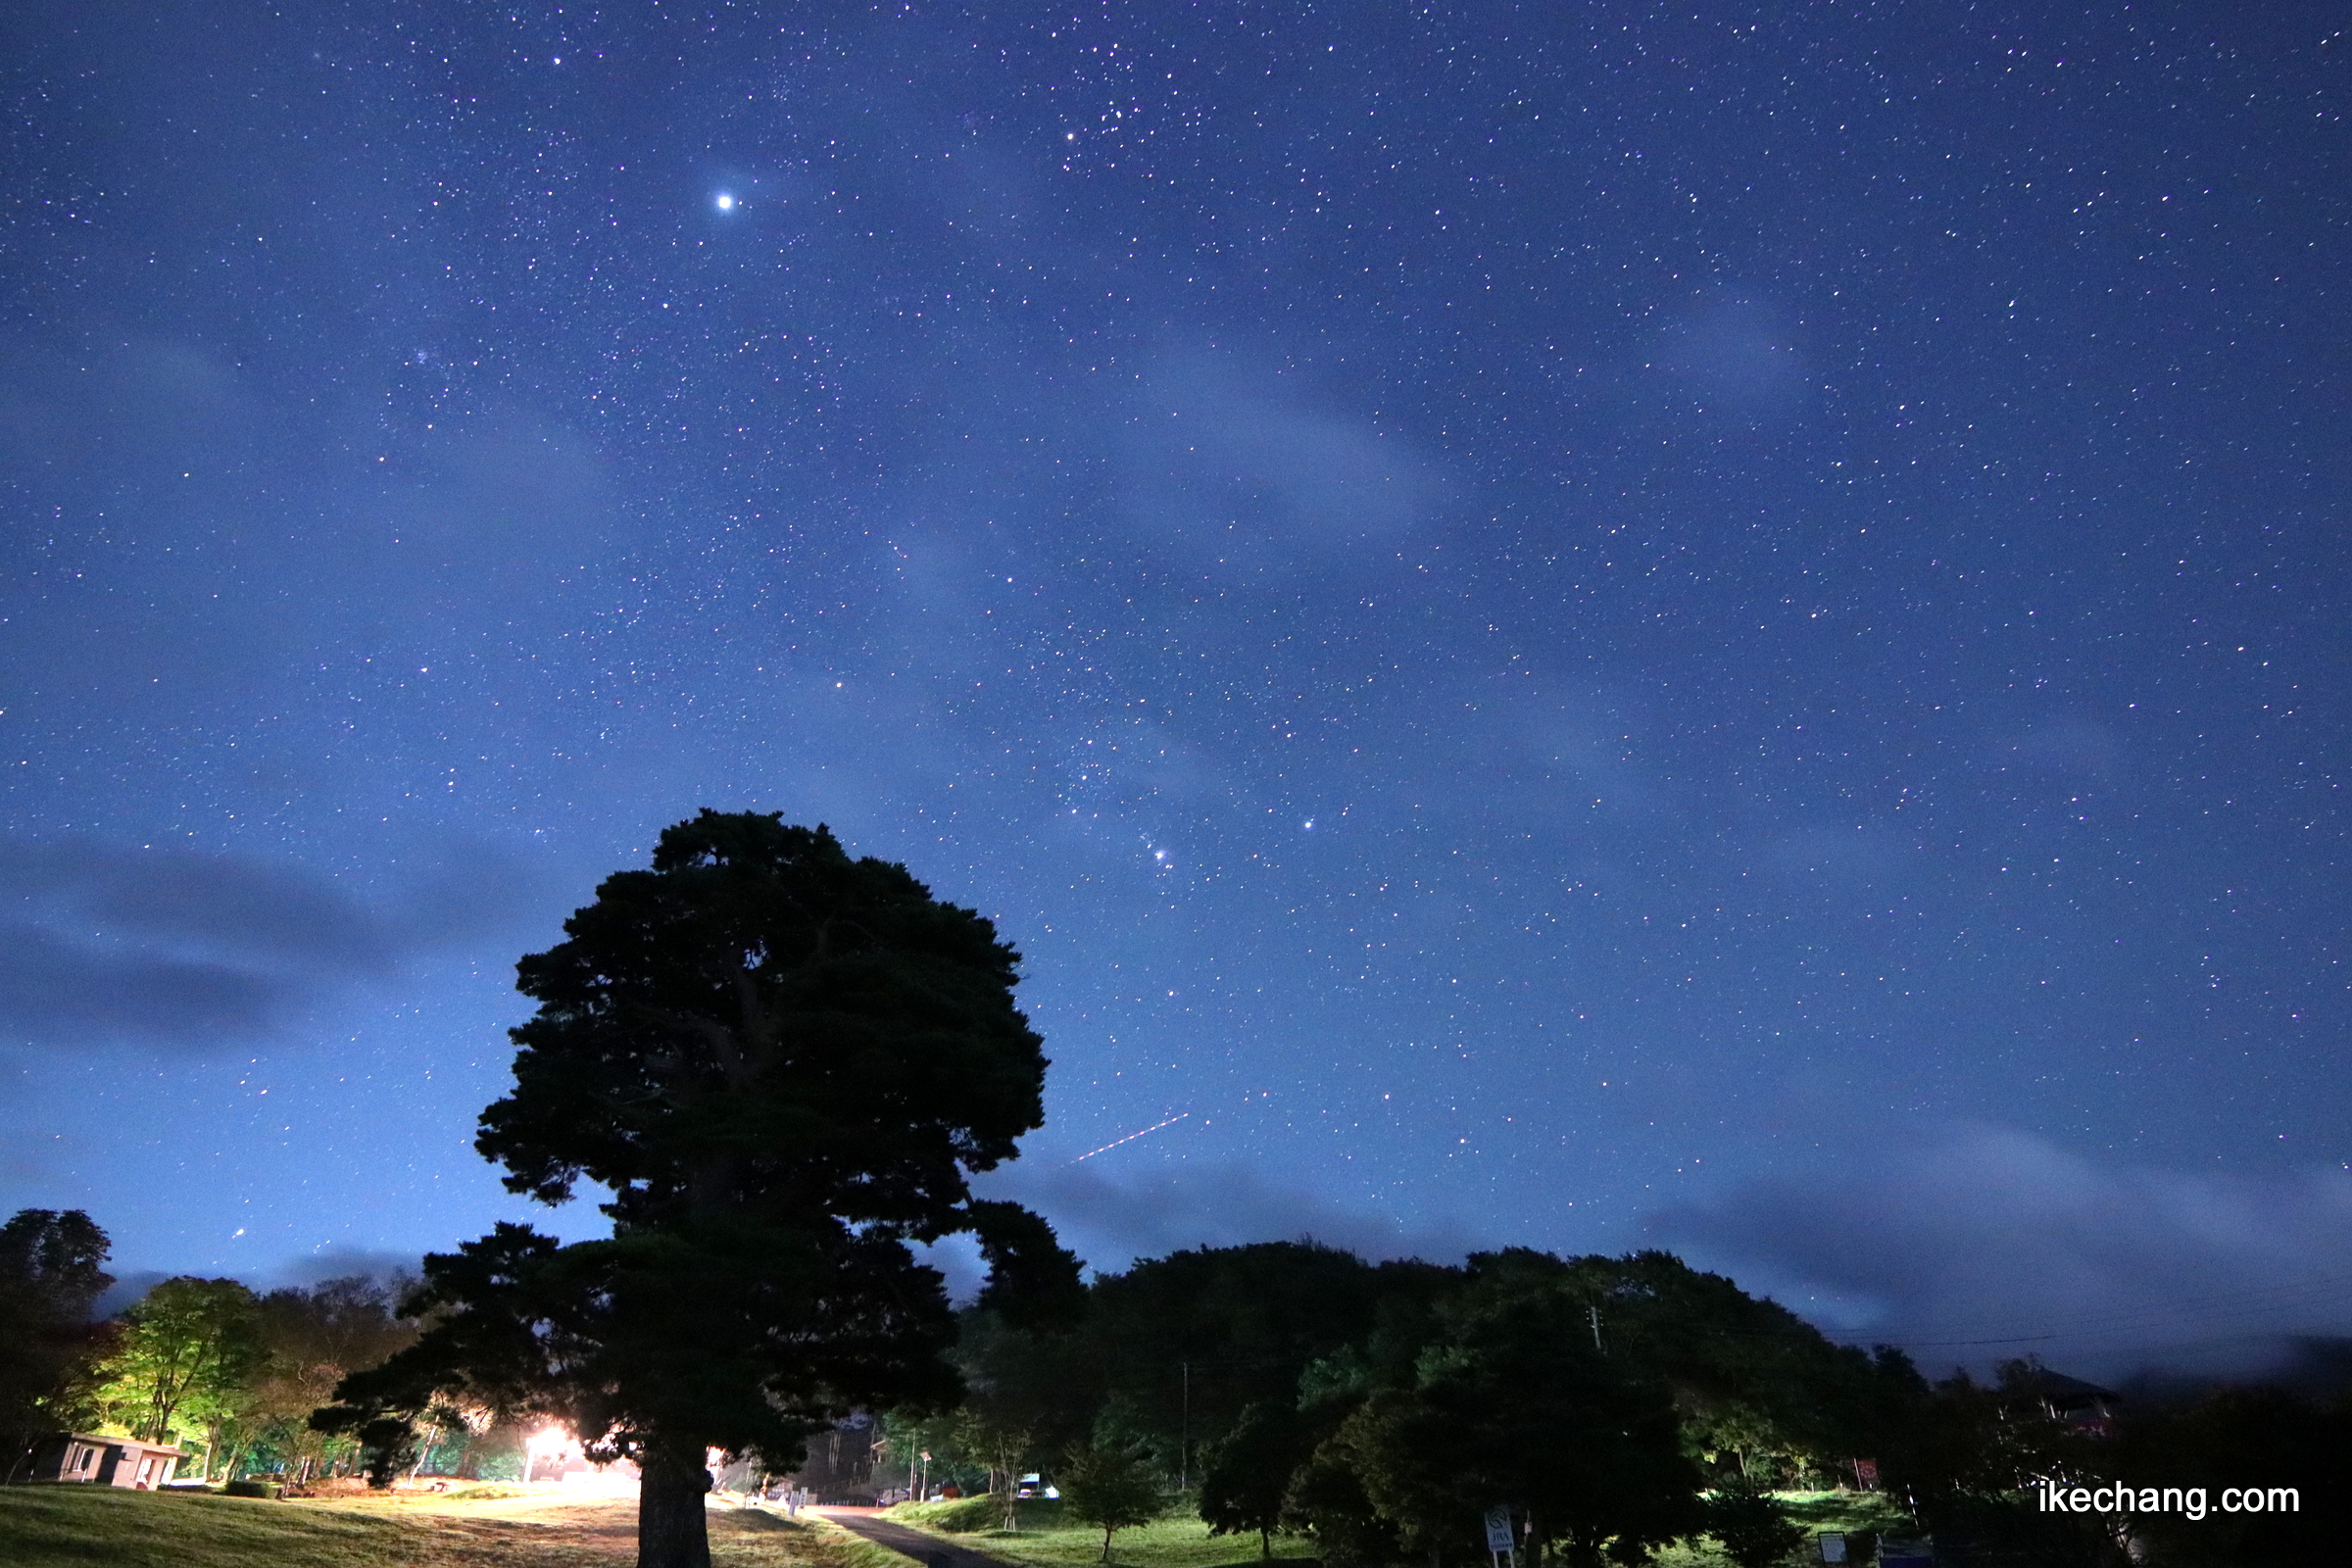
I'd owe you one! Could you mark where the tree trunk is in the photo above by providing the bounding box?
[411,1425,438,1481]
[638,1434,714,1568]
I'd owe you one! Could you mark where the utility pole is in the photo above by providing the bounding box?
[1589,1302,1603,1354]
[1179,1360,1191,1490]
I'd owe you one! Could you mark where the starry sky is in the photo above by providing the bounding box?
[5,1,2351,1376]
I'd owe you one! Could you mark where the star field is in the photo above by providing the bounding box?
[3,3,2350,1361]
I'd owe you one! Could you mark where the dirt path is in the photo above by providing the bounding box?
[813,1509,1016,1568]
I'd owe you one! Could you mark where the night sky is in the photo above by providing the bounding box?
[6,2,2351,1377]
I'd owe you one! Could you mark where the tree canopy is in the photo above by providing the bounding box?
[1059,1441,1166,1563]
[99,1276,265,1448]
[0,1209,115,1483]
[943,1240,2004,1566]
[1200,1399,1311,1558]
[1288,1274,1702,1568]
[322,811,1079,1568]
[235,1276,418,1484]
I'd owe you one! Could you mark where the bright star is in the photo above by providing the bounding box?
[714,193,736,211]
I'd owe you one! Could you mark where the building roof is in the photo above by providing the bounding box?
[53,1432,188,1455]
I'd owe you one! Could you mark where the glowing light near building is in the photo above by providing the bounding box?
[521,1426,574,1484]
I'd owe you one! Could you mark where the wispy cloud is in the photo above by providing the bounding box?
[1652,1125,2352,1377]
[0,836,529,1054]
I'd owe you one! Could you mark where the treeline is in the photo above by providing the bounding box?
[0,1208,519,1486]
[10,1206,2346,1562]
[888,1241,2345,1568]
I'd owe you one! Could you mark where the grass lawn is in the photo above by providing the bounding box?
[889,1491,1911,1568]
[1776,1488,1916,1547]
[1649,1491,1916,1568]
[0,1484,906,1568]
[885,1496,1317,1568]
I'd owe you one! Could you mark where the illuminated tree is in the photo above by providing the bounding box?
[100,1277,264,1447]
[322,811,1080,1568]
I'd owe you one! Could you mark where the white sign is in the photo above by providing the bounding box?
[1483,1507,1515,1553]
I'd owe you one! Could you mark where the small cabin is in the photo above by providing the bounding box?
[25,1433,185,1489]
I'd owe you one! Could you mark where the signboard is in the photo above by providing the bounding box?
[1851,1457,1880,1490]
[1483,1508,1515,1553]
[1817,1533,1847,1564]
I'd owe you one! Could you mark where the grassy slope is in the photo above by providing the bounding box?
[1,1486,1901,1568]
[886,1497,1318,1568]
[0,1486,894,1568]
[889,1491,1914,1568]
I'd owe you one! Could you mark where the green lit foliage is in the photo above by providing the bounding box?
[1548,1250,1891,1488]
[1058,1441,1165,1563]
[99,1277,265,1448]
[1700,1483,1808,1568]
